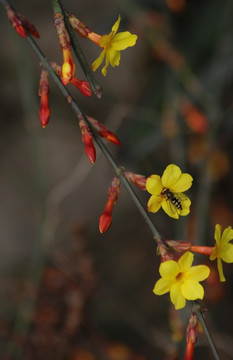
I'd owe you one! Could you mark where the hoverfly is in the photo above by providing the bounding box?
[161,188,182,211]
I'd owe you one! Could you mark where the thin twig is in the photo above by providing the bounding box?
[193,302,221,360]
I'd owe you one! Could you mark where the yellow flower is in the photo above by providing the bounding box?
[153,252,210,310]
[92,15,137,76]
[146,164,193,219]
[210,224,233,282]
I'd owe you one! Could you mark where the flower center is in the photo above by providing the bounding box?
[176,272,183,281]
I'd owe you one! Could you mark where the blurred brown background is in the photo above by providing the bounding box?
[1,0,233,359]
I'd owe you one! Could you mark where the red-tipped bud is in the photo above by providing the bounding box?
[79,117,96,164]
[6,6,26,38]
[68,14,92,38]
[99,200,114,233]
[54,14,75,85]
[38,69,50,127]
[70,77,92,97]
[190,245,213,256]
[20,16,40,38]
[124,171,147,190]
[166,240,192,252]
[99,177,121,233]
[62,49,75,85]
[184,313,198,360]
[88,117,121,146]
[184,341,194,360]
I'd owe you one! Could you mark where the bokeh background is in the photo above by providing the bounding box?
[1,0,233,359]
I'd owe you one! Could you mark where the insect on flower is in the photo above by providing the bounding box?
[146,164,193,219]
[161,188,182,211]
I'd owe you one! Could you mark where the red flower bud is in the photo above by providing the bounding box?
[6,6,26,38]
[184,313,198,360]
[18,13,40,38]
[99,177,121,233]
[87,117,121,146]
[99,200,114,233]
[70,77,92,97]
[54,14,75,85]
[184,340,194,360]
[79,117,96,164]
[124,171,147,190]
[38,69,50,127]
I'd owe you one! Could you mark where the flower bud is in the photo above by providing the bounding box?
[79,117,96,164]
[6,6,27,38]
[38,68,50,127]
[87,117,121,145]
[99,177,121,233]
[124,171,147,190]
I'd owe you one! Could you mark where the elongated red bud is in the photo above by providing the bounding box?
[99,200,114,233]
[184,341,194,360]
[79,117,96,164]
[21,16,40,38]
[6,6,26,38]
[184,312,198,360]
[88,117,121,145]
[68,14,92,38]
[99,177,121,233]
[54,13,75,85]
[124,171,147,190]
[70,77,92,97]
[38,69,50,127]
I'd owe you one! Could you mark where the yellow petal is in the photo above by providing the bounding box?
[153,278,174,295]
[217,257,226,282]
[101,52,110,76]
[92,50,105,71]
[210,246,217,261]
[146,175,163,195]
[170,282,186,309]
[178,193,191,216]
[159,260,180,279]
[161,200,179,219]
[170,173,193,193]
[185,265,210,282]
[109,49,121,67]
[161,164,182,188]
[147,195,162,213]
[214,224,222,247]
[221,226,233,247]
[111,32,137,50]
[181,280,204,300]
[178,252,193,272]
[220,243,233,263]
[99,34,111,48]
[111,15,121,34]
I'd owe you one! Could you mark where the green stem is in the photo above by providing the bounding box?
[193,302,220,360]
[26,34,161,242]
[50,0,102,98]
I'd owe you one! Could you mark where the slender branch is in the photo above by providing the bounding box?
[193,302,221,360]
[25,34,161,242]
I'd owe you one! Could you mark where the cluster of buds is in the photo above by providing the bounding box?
[78,115,121,164]
[184,312,198,360]
[5,5,39,38]
[50,62,92,97]
[38,68,50,128]
[54,13,75,85]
